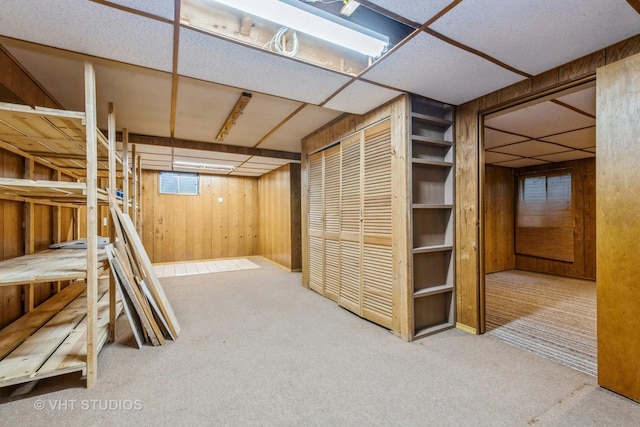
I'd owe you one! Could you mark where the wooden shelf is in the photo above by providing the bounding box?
[0,278,122,388]
[413,322,455,340]
[412,158,453,167]
[411,135,452,147]
[0,249,108,287]
[413,284,453,299]
[412,204,453,209]
[413,244,453,254]
[411,112,452,127]
[0,178,109,204]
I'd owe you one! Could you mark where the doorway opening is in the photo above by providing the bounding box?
[480,80,597,376]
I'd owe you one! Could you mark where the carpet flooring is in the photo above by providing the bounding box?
[485,269,597,376]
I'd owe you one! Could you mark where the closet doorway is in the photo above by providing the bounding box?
[480,81,597,376]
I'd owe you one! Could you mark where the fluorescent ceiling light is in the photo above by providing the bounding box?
[174,160,235,171]
[212,0,388,57]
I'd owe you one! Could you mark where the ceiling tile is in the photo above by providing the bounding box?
[484,152,521,164]
[173,148,250,162]
[493,141,568,157]
[131,145,172,155]
[248,157,293,166]
[178,27,351,105]
[555,86,596,117]
[367,0,452,25]
[324,80,403,114]
[230,171,263,177]
[485,101,595,138]
[535,151,595,163]
[239,163,280,171]
[0,0,174,72]
[496,158,548,168]
[483,128,529,150]
[541,127,596,149]
[257,105,343,153]
[363,32,525,105]
[3,39,173,136]
[430,0,640,75]
[174,76,302,146]
[108,0,175,20]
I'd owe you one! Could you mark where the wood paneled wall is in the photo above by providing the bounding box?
[141,170,259,263]
[455,34,640,334]
[258,163,302,271]
[483,165,515,273]
[515,159,595,279]
[0,147,78,328]
[596,52,640,403]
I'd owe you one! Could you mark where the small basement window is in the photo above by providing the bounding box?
[159,171,199,195]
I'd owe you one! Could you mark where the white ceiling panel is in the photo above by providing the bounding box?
[555,86,596,117]
[249,157,296,166]
[483,128,529,150]
[367,0,452,25]
[3,39,173,136]
[173,148,250,162]
[485,101,595,138]
[324,80,403,114]
[257,105,343,153]
[133,153,171,162]
[496,158,548,168]
[493,141,568,157]
[178,27,351,105]
[534,151,595,163]
[430,0,640,75]
[363,32,525,105]
[485,152,521,164]
[131,145,172,155]
[541,127,596,149]
[230,171,263,177]
[174,76,302,146]
[239,163,279,171]
[0,0,174,72]
[108,0,175,20]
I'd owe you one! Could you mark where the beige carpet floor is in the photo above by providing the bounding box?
[485,269,597,376]
[1,260,637,425]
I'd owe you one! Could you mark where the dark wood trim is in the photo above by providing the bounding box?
[170,0,181,138]
[120,132,301,161]
[0,45,64,108]
[423,28,532,78]
[551,99,596,119]
[627,0,640,15]
[88,0,174,24]
[253,104,307,148]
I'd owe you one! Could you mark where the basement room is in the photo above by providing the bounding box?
[0,0,639,425]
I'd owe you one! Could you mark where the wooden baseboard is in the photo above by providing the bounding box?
[456,322,478,335]
[258,256,298,272]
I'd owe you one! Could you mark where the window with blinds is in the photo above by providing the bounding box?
[515,170,574,262]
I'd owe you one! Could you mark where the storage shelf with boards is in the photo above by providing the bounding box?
[410,95,455,340]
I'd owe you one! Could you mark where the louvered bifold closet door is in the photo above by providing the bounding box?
[323,145,341,302]
[308,151,324,294]
[339,133,363,315]
[362,120,393,328]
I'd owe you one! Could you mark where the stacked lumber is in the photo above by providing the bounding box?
[106,200,180,348]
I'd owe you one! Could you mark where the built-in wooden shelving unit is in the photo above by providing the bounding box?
[410,95,455,340]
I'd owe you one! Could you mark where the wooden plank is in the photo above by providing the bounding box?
[596,52,640,403]
[483,165,515,273]
[0,281,85,359]
[113,208,180,339]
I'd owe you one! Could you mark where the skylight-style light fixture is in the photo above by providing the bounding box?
[212,0,389,57]
[174,161,235,172]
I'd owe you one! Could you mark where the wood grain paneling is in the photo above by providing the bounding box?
[258,163,302,271]
[514,159,595,279]
[596,52,640,402]
[456,34,640,334]
[141,170,259,263]
[483,165,515,273]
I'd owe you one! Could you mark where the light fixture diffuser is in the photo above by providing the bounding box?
[212,0,388,57]
[174,160,235,171]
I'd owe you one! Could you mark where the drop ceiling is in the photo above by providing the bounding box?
[0,0,638,176]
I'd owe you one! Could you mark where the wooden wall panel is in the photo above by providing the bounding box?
[514,159,595,279]
[258,164,301,271]
[483,165,515,273]
[596,52,640,403]
[141,170,259,263]
[455,34,640,334]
